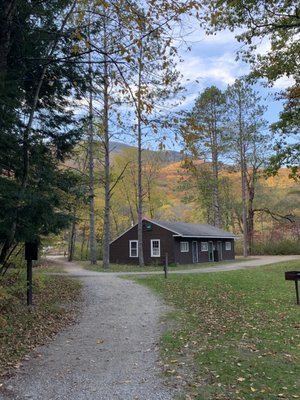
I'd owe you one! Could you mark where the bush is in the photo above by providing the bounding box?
[252,239,300,255]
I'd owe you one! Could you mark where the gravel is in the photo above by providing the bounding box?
[3,254,296,399]
[0,261,175,400]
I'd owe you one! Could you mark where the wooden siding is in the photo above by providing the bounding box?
[110,220,235,265]
[174,238,235,265]
[110,221,175,265]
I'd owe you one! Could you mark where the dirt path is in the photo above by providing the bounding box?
[2,255,299,399]
[1,260,174,400]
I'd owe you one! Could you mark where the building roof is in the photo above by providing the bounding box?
[110,218,236,245]
[149,219,236,239]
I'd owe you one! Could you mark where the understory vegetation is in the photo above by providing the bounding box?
[0,260,81,377]
[251,240,300,256]
[134,261,300,399]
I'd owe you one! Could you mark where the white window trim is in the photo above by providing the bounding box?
[201,242,208,252]
[129,240,138,257]
[225,241,232,251]
[151,239,160,257]
[180,241,189,252]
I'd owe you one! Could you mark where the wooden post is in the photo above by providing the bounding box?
[164,253,168,279]
[27,259,33,306]
[25,242,38,306]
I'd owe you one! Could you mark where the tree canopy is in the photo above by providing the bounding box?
[0,0,85,264]
[201,0,300,174]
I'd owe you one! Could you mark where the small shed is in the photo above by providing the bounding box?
[110,219,235,265]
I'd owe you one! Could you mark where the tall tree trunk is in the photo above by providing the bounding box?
[137,50,145,267]
[68,209,76,262]
[211,116,221,228]
[88,24,97,265]
[238,89,248,257]
[247,167,256,255]
[123,183,136,225]
[102,26,110,269]
[80,224,86,261]
[111,208,120,237]
[147,180,154,219]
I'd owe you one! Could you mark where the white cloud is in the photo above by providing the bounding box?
[273,75,296,90]
[174,49,249,110]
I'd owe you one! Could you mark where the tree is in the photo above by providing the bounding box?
[111,148,164,232]
[225,79,267,255]
[46,0,202,267]
[203,1,299,84]
[178,161,235,229]
[185,86,227,227]
[0,0,85,264]
[125,17,183,266]
[86,0,189,267]
[87,17,97,265]
[202,0,300,173]
[268,86,300,177]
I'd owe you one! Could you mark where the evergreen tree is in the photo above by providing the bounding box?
[0,0,86,264]
[186,86,227,228]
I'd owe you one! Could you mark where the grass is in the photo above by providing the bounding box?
[0,263,81,377]
[80,257,251,273]
[132,260,300,399]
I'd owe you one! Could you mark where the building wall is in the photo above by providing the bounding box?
[174,238,235,265]
[110,221,235,265]
[110,221,175,265]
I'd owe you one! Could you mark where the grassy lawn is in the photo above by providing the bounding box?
[80,257,251,273]
[0,264,81,377]
[133,260,300,399]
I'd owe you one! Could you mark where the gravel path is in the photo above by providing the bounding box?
[1,261,174,400]
[2,255,299,399]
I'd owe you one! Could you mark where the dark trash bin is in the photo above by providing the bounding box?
[285,271,300,305]
[213,250,218,262]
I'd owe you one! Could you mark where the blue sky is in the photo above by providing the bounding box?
[176,28,288,119]
[149,24,292,153]
[110,22,292,152]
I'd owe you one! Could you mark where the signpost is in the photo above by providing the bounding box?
[164,253,168,279]
[25,242,38,306]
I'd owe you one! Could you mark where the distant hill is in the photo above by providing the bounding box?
[110,141,133,154]
[110,141,183,163]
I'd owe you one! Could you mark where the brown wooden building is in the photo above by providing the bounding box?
[110,219,235,265]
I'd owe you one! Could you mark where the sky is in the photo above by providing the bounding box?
[175,24,290,113]
[107,17,292,153]
[153,23,290,152]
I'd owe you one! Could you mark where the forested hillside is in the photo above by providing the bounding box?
[57,144,300,260]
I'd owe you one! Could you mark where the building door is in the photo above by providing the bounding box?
[192,241,198,263]
[217,241,223,261]
[208,241,214,262]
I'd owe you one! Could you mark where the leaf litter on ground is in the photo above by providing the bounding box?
[0,262,81,377]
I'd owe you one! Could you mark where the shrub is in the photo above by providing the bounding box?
[252,239,300,255]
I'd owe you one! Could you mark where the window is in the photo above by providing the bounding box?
[225,241,232,251]
[129,240,138,257]
[151,239,160,257]
[201,242,208,252]
[180,242,189,252]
